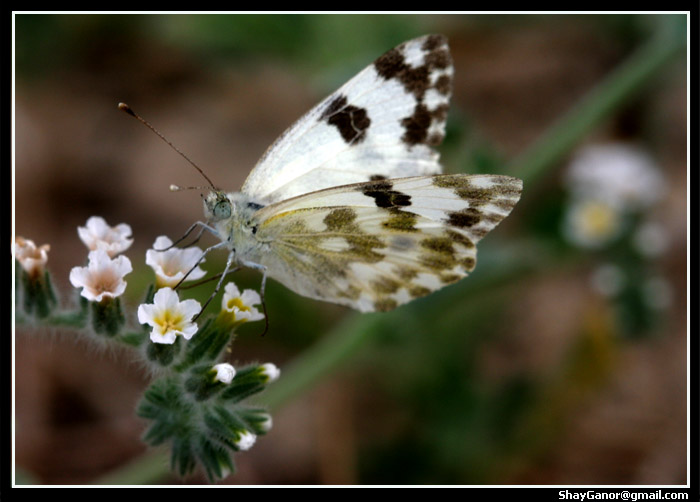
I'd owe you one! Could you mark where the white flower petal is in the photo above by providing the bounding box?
[240,289,262,307]
[137,303,157,325]
[565,144,665,211]
[70,250,131,301]
[223,282,241,299]
[137,288,201,345]
[78,216,133,257]
[260,363,280,383]
[146,236,206,287]
[69,266,91,289]
[235,431,256,451]
[112,254,134,276]
[153,287,179,309]
[179,298,203,319]
[13,237,50,276]
[150,329,177,345]
[213,363,236,384]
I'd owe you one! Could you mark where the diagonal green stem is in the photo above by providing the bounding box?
[508,14,686,188]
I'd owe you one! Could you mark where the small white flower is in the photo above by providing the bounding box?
[221,283,265,323]
[591,264,625,297]
[212,363,236,384]
[643,276,673,310]
[634,221,670,257]
[13,236,50,278]
[258,415,273,433]
[146,236,206,288]
[563,199,623,249]
[70,249,132,302]
[260,363,280,383]
[78,216,133,257]
[234,430,257,451]
[565,143,665,211]
[137,287,201,344]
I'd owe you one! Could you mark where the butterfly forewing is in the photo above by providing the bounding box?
[241,35,453,205]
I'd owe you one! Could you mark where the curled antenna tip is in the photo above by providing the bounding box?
[118,102,136,116]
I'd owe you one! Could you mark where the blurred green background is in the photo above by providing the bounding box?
[14,13,687,485]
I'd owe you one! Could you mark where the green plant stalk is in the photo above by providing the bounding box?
[92,17,685,485]
[508,14,686,187]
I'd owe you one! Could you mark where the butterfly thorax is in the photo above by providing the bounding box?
[203,191,265,262]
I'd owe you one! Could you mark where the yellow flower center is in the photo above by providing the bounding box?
[581,201,618,237]
[227,297,250,312]
[155,310,184,335]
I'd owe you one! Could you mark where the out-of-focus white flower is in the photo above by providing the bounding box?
[78,216,133,257]
[212,363,236,384]
[220,283,265,323]
[565,143,666,211]
[591,264,625,297]
[70,250,132,302]
[634,221,670,257]
[137,287,201,344]
[234,430,256,451]
[259,363,280,383]
[146,236,206,288]
[563,198,623,249]
[643,276,673,310]
[13,236,50,278]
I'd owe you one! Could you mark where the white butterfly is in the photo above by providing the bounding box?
[170,35,522,314]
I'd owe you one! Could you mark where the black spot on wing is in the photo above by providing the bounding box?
[421,34,445,51]
[320,95,371,144]
[374,48,431,100]
[247,201,265,211]
[360,180,412,208]
[446,208,482,228]
[372,35,453,149]
[373,48,405,80]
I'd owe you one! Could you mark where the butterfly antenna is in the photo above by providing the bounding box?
[118,102,218,191]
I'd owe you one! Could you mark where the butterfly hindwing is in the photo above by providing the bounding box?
[249,174,522,312]
[241,35,453,205]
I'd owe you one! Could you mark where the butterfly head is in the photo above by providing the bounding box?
[204,191,233,222]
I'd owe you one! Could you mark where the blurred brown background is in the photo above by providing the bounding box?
[14,13,687,485]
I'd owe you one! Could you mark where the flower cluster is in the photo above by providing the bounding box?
[560,143,673,336]
[15,215,279,482]
[146,235,206,288]
[562,143,667,249]
[13,236,56,318]
[13,237,51,278]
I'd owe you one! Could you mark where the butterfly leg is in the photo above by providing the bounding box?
[193,248,237,321]
[241,260,269,336]
[173,240,228,290]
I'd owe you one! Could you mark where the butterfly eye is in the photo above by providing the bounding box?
[214,200,232,220]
